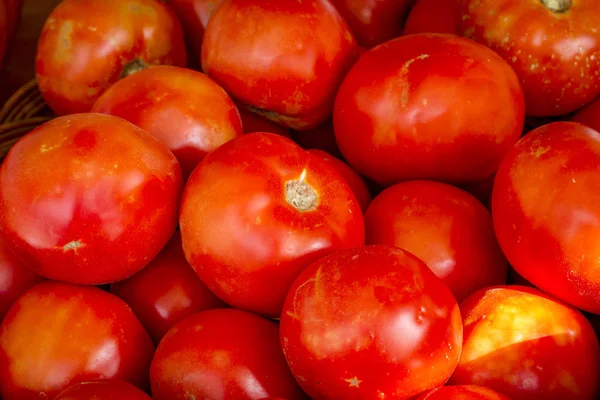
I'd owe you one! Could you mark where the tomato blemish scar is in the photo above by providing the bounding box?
[344,376,362,388]
[62,240,85,252]
[540,0,572,13]
[285,169,318,212]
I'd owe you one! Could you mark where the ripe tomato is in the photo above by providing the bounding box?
[450,286,600,399]
[239,107,292,138]
[4,0,23,41]
[492,122,600,313]
[365,181,506,301]
[92,65,243,180]
[417,385,511,399]
[280,245,462,400]
[456,0,600,117]
[307,149,372,212]
[0,282,155,400]
[110,231,226,343]
[334,33,525,186]
[403,0,458,35]
[201,0,359,130]
[54,380,151,400]
[327,0,415,48]
[571,96,600,132]
[291,122,343,159]
[35,0,187,116]
[0,113,183,285]
[0,240,45,321]
[180,133,364,317]
[150,308,306,400]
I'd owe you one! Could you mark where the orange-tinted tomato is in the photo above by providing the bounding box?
[365,181,506,301]
[450,286,600,399]
[280,245,463,400]
[92,65,243,180]
[0,282,155,400]
[54,380,151,400]
[111,231,226,343]
[417,385,511,400]
[403,0,458,35]
[150,308,307,400]
[571,96,600,132]
[36,0,187,116]
[0,114,183,285]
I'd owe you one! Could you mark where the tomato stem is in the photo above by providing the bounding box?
[285,176,318,212]
[540,0,571,13]
[119,59,150,79]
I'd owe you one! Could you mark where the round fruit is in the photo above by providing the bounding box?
[571,96,600,132]
[365,180,506,301]
[0,113,183,285]
[403,0,458,35]
[4,0,23,42]
[54,380,151,400]
[280,245,463,400]
[417,385,511,399]
[0,282,155,400]
[450,286,600,399]
[150,308,306,400]
[334,33,525,186]
[492,121,600,313]
[201,0,359,130]
[92,65,243,179]
[36,0,187,116]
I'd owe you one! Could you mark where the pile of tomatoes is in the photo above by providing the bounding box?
[1,0,600,399]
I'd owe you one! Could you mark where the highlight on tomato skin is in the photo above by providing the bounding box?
[416,384,512,400]
[450,285,600,400]
[53,380,151,400]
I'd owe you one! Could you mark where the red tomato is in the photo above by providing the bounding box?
[92,65,243,180]
[54,380,151,400]
[0,240,45,321]
[35,0,187,116]
[291,122,343,159]
[456,0,600,117]
[4,0,22,41]
[365,181,506,301]
[307,149,372,212]
[150,308,307,400]
[327,0,416,48]
[280,245,463,400]
[450,286,600,399]
[110,231,226,343]
[492,122,600,313]
[333,33,525,186]
[239,107,292,138]
[180,133,364,317]
[201,0,359,130]
[0,281,155,400]
[0,113,183,285]
[571,96,600,132]
[403,0,458,35]
[417,385,511,400]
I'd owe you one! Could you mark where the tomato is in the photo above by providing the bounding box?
[403,0,458,35]
[239,107,292,138]
[54,380,151,400]
[0,281,155,400]
[4,0,23,41]
[417,385,511,400]
[150,308,307,400]
[291,122,343,159]
[280,245,462,400]
[92,65,243,180]
[0,240,45,321]
[35,0,187,116]
[180,133,364,317]
[307,149,372,212]
[492,122,600,313]
[571,96,600,132]
[327,0,415,48]
[201,0,359,130]
[460,173,495,209]
[0,113,183,285]
[333,33,525,186]
[450,286,600,399]
[110,231,226,343]
[456,0,600,117]
[365,181,506,301]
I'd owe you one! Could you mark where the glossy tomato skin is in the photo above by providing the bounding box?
[92,65,243,180]
[36,0,187,116]
[201,0,359,130]
[328,0,415,48]
[492,122,600,313]
[456,0,600,117]
[403,0,458,35]
[334,33,525,186]
[571,97,600,132]
[0,240,45,321]
[150,308,307,400]
[54,380,151,400]
[280,245,463,400]
[307,149,372,212]
[0,282,155,400]
[450,286,600,399]
[180,133,365,317]
[110,231,226,344]
[239,107,292,138]
[365,181,506,301]
[0,113,183,285]
[417,385,511,400]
